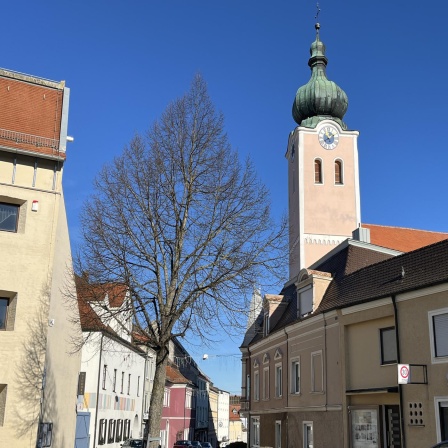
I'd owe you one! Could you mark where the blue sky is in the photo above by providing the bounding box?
[4,1,448,394]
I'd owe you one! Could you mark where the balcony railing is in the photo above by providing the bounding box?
[0,128,60,151]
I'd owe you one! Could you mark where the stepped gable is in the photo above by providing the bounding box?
[316,239,448,313]
[364,223,448,252]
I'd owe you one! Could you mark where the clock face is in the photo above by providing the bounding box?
[318,125,339,150]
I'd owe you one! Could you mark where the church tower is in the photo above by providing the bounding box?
[286,23,361,279]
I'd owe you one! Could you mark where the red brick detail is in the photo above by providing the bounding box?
[0,76,65,158]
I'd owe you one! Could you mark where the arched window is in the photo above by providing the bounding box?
[335,160,343,184]
[314,159,322,184]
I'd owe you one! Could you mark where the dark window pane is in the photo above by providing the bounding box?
[434,313,448,357]
[381,327,397,364]
[0,203,19,232]
[314,160,322,183]
[0,298,8,329]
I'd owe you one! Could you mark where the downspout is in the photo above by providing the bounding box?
[93,333,104,448]
[392,295,406,448]
[284,328,289,448]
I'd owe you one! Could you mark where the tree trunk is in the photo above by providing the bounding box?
[147,348,169,447]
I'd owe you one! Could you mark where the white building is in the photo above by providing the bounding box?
[76,279,147,448]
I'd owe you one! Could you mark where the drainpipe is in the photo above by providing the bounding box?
[93,333,104,448]
[392,295,406,448]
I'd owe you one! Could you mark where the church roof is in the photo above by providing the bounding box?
[363,223,448,252]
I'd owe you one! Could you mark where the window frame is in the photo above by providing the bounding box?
[251,417,260,447]
[102,365,107,390]
[254,370,260,401]
[275,420,282,448]
[334,159,344,185]
[275,363,283,398]
[0,202,20,233]
[429,308,448,363]
[380,327,398,365]
[290,358,300,395]
[303,421,313,448]
[262,366,270,400]
[0,297,9,330]
[314,159,323,184]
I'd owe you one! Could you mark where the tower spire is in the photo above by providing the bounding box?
[291,10,348,129]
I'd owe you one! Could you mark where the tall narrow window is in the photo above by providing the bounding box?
[102,365,107,390]
[264,313,269,336]
[254,371,260,401]
[137,376,140,397]
[430,310,448,359]
[335,160,343,184]
[380,327,398,364]
[303,422,313,448]
[252,417,260,447]
[275,421,282,448]
[121,372,124,394]
[127,374,131,395]
[314,159,322,184]
[113,369,117,392]
[291,359,300,394]
[263,367,269,400]
[275,364,283,397]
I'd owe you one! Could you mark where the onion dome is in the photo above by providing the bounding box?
[292,24,348,129]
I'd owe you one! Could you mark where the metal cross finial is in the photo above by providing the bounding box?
[315,2,321,20]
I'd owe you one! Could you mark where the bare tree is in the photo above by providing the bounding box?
[77,74,287,441]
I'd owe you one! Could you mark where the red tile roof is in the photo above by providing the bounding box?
[166,363,191,384]
[363,223,448,252]
[75,276,128,308]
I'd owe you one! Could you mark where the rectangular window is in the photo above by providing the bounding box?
[121,371,124,394]
[380,327,398,364]
[263,367,269,400]
[38,422,53,447]
[311,351,323,392]
[113,369,117,392]
[127,374,131,395]
[102,365,107,390]
[264,313,269,336]
[246,374,250,400]
[275,421,281,448]
[0,202,19,232]
[291,359,300,394]
[108,419,116,443]
[98,419,106,445]
[0,298,9,330]
[254,371,260,401]
[275,364,282,397]
[115,419,123,442]
[298,286,313,318]
[123,419,130,439]
[137,376,140,397]
[251,417,260,447]
[433,312,448,358]
[303,422,313,448]
[186,390,192,408]
[163,388,170,407]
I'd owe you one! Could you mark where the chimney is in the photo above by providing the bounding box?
[352,226,371,243]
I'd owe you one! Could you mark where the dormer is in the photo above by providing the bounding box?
[296,268,332,319]
[262,293,289,336]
